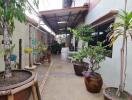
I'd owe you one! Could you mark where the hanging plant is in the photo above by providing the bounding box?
[24,48,33,54]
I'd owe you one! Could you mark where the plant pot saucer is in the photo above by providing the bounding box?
[103,87,131,100]
[25,65,37,70]
[33,62,41,65]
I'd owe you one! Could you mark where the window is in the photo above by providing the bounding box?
[89,19,115,57]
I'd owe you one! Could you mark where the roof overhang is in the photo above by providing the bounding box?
[91,10,118,28]
[26,16,50,34]
[39,5,89,34]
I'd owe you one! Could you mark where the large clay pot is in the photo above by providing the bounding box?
[103,87,131,100]
[83,72,103,93]
[0,70,35,100]
[73,61,88,76]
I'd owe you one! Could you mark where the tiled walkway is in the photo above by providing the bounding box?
[39,48,104,100]
[36,62,50,86]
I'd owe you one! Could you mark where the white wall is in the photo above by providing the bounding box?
[0,19,42,71]
[12,20,29,69]
[73,0,132,93]
[0,20,29,71]
[87,0,132,93]
[85,0,132,24]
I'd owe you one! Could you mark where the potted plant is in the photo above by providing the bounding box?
[37,42,51,63]
[24,47,37,70]
[103,0,132,99]
[70,24,94,48]
[0,0,39,100]
[83,42,109,93]
[72,50,89,76]
[70,24,94,76]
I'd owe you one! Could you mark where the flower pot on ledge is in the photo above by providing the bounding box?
[24,65,37,70]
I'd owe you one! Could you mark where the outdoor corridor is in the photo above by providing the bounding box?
[40,48,104,100]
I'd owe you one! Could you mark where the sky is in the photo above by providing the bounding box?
[39,0,63,11]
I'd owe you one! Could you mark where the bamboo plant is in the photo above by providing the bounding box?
[0,0,38,78]
[108,0,132,96]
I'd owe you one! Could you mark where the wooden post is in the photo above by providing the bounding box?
[35,81,41,100]
[31,84,38,100]
[29,25,32,67]
[8,94,14,100]
[19,39,22,69]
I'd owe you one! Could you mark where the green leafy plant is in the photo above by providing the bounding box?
[72,49,87,62]
[0,0,38,78]
[37,42,47,53]
[108,8,132,96]
[32,42,47,56]
[84,42,109,72]
[0,44,15,56]
[70,24,94,42]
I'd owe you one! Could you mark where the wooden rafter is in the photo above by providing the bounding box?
[71,11,82,28]
[42,15,56,33]
[65,12,72,34]
[39,6,89,34]
[46,13,77,19]
[55,14,60,34]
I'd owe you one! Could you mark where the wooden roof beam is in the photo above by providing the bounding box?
[41,15,57,33]
[71,11,82,28]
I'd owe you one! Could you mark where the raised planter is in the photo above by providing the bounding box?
[0,70,36,100]
[83,72,103,93]
[103,87,131,100]
[73,61,88,76]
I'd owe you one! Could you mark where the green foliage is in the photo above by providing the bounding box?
[0,0,39,35]
[72,49,87,62]
[108,10,132,44]
[70,24,94,42]
[0,44,15,55]
[84,42,110,72]
[24,42,47,55]
[37,42,47,53]
[107,9,132,93]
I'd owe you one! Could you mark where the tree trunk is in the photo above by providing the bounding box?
[116,32,126,96]
[3,24,12,78]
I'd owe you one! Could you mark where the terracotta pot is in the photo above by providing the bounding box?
[73,61,88,76]
[0,70,35,100]
[103,87,131,100]
[83,72,103,93]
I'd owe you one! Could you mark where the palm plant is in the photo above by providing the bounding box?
[0,0,38,78]
[108,0,132,96]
